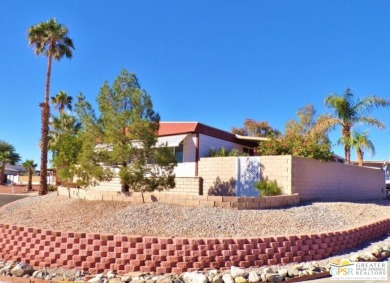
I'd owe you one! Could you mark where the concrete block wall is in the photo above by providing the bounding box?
[1,218,389,275]
[86,177,201,195]
[198,157,237,196]
[291,156,386,201]
[259,156,293,195]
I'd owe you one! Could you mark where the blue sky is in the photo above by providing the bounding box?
[1,0,390,165]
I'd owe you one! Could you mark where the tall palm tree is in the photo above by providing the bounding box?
[28,18,74,195]
[349,132,375,167]
[51,90,73,114]
[314,88,389,164]
[22,160,37,191]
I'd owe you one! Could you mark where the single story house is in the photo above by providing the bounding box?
[157,122,265,177]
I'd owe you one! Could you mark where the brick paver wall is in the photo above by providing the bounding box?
[0,218,389,275]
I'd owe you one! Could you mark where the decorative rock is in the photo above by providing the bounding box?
[88,273,104,283]
[222,274,234,283]
[183,272,208,283]
[287,268,299,278]
[11,262,34,277]
[230,267,246,278]
[277,268,287,279]
[234,276,247,283]
[109,278,126,283]
[156,276,174,283]
[362,252,377,261]
[132,280,146,283]
[212,274,223,283]
[121,276,133,283]
[263,267,277,274]
[207,270,218,282]
[247,271,260,283]
[265,273,283,283]
[107,270,116,280]
[45,274,53,281]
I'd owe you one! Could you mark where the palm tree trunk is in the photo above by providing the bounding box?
[28,167,33,191]
[39,53,52,195]
[121,161,129,192]
[342,125,351,164]
[357,149,364,167]
[0,162,5,185]
[344,145,351,165]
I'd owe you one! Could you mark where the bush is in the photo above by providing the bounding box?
[209,147,247,157]
[254,180,282,196]
[48,185,58,192]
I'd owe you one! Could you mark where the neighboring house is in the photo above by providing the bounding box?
[157,122,265,177]
[351,160,390,189]
[3,164,24,184]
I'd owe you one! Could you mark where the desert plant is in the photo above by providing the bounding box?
[254,180,282,196]
[209,147,247,157]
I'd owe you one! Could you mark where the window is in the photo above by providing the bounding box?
[172,142,184,163]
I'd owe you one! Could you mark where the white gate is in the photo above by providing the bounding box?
[236,156,261,197]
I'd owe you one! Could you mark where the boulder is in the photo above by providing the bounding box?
[183,272,208,283]
[10,262,34,277]
[230,266,246,278]
[287,268,299,278]
[109,278,126,283]
[222,274,234,283]
[265,274,283,283]
[212,274,223,283]
[277,268,288,279]
[247,271,260,283]
[234,276,247,283]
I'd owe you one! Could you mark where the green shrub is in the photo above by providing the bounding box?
[254,180,282,196]
[209,147,247,157]
[48,185,58,192]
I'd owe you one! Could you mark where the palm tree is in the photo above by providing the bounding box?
[51,90,73,114]
[315,88,389,164]
[28,18,75,195]
[22,160,37,191]
[349,132,375,167]
[0,141,21,185]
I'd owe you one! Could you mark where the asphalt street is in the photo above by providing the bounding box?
[0,194,27,207]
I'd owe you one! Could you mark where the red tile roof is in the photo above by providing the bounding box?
[158,122,198,136]
[158,122,258,147]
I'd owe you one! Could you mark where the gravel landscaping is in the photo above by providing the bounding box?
[0,192,389,237]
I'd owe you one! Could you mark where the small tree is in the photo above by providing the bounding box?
[0,141,21,185]
[22,160,37,191]
[232,119,280,137]
[257,105,334,161]
[75,69,177,192]
[49,94,82,183]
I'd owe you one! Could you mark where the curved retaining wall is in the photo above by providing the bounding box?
[58,187,300,209]
[1,218,390,275]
